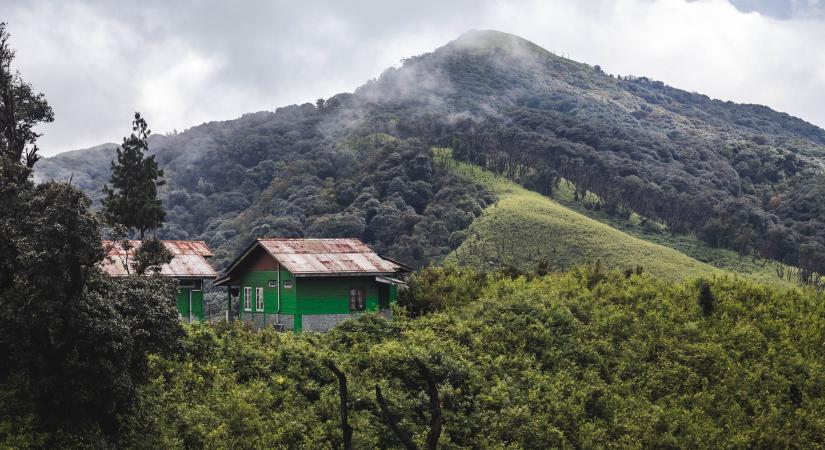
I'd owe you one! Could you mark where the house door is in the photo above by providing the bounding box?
[378,284,390,310]
[176,288,190,321]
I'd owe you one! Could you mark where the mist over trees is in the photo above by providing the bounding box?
[34,30,825,284]
[375,31,825,284]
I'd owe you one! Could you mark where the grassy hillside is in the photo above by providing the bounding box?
[437,148,792,287]
[550,180,796,285]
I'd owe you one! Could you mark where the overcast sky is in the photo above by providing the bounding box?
[4,0,825,156]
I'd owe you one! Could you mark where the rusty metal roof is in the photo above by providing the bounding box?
[100,240,218,278]
[258,238,403,276]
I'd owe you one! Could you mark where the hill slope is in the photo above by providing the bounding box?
[438,148,792,287]
[34,30,825,280]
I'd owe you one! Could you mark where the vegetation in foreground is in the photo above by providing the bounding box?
[0,24,183,448]
[4,266,824,448]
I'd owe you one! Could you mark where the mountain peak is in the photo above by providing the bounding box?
[441,29,552,59]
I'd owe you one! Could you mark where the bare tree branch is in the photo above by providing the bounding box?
[418,362,442,450]
[375,384,418,450]
[374,360,443,450]
[327,361,353,450]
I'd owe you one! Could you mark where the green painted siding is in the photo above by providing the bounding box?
[191,289,204,321]
[296,276,379,314]
[279,269,297,313]
[238,270,276,319]
[176,287,204,322]
[233,268,398,331]
[237,268,300,320]
[176,289,188,319]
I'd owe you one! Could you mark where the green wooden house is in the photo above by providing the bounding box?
[102,240,218,322]
[215,238,410,332]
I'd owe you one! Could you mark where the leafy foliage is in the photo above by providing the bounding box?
[0,178,183,433]
[0,22,53,178]
[172,132,494,269]
[399,265,489,316]
[441,148,796,287]
[6,268,823,448]
[697,279,716,316]
[132,236,174,275]
[0,29,183,438]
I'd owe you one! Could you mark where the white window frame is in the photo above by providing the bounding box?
[349,287,366,311]
[243,287,252,311]
[256,287,264,311]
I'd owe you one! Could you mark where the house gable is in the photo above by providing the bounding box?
[217,238,407,332]
[100,240,216,323]
[101,240,217,279]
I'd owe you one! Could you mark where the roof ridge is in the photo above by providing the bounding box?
[257,237,359,241]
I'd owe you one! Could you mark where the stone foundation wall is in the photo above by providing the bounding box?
[302,309,394,332]
[241,310,391,332]
[241,312,294,331]
[277,314,294,331]
[302,314,353,332]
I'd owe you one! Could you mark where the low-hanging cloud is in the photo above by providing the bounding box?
[4,0,825,155]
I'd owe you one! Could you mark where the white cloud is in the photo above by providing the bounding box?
[470,0,825,135]
[3,0,825,155]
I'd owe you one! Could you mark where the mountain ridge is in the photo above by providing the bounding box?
[33,30,825,281]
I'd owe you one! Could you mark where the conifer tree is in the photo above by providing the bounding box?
[102,112,165,238]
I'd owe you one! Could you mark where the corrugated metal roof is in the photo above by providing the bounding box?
[101,240,218,278]
[258,238,373,254]
[257,238,402,276]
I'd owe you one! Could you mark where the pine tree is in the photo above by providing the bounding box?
[102,112,165,238]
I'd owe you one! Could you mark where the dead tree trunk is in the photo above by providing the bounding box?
[375,385,418,450]
[419,362,442,450]
[327,361,353,450]
[374,361,443,450]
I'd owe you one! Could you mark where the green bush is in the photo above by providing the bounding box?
[5,268,825,448]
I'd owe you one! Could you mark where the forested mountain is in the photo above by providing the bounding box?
[36,30,825,277]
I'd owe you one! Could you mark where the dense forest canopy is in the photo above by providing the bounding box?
[35,30,825,279]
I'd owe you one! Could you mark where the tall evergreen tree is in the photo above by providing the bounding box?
[102,112,165,238]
